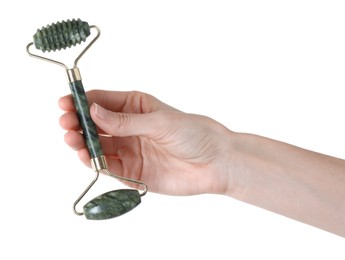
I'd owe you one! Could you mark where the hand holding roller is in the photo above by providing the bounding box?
[26,19,148,220]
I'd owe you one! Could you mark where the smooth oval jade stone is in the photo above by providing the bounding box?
[83,189,141,220]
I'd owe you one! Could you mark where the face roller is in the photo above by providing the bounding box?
[26,19,148,220]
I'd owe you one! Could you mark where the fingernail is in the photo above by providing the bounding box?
[94,103,108,120]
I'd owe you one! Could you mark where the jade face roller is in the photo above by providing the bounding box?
[26,19,148,220]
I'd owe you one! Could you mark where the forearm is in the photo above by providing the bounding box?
[226,132,345,237]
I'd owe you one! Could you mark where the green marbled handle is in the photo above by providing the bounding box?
[69,80,103,159]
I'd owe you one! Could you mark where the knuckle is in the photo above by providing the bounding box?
[129,91,145,112]
[127,91,154,113]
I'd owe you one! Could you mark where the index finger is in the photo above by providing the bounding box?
[58,90,171,113]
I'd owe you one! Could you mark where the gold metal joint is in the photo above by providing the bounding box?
[91,156,108,172]
[67,67,82,83]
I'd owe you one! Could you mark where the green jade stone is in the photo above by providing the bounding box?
[83,189,141,220]
[34,19,90,52]
[69,80,103,158]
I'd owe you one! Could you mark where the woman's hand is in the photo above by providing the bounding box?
[59,90,234,196]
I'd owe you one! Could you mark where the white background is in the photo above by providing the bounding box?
[1,0,344,259]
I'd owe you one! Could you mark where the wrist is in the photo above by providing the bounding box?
[209,128,248,197]
[218,132,247,197]
[220,132,262,199]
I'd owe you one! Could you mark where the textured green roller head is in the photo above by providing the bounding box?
[83,189,142,220]
[33,19,91,52]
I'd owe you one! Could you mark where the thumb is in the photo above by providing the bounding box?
[90,103,157,137]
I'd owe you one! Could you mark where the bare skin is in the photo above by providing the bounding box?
[59,90,345,237]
